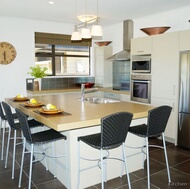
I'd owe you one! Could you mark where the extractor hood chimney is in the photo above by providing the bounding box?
[107,19,133,61]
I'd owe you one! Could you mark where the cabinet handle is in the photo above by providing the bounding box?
[137,50,144,53]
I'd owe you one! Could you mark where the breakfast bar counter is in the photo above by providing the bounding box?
[5,93,154,188]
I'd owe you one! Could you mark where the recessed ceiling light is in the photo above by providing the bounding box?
[49,1,54,5]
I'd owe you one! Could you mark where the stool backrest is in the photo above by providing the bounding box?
[2,101,16,129]
[15,108,33,143]
[101,112,133,149]
[0,102,5,119]
[147,105,172,136]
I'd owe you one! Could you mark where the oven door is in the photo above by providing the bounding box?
[131,79,151,104]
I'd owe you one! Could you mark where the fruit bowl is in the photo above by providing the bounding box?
[140,26,171,35]
[76,83,95,88]
[94,41,112,46]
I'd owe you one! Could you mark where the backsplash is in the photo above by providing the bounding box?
[26,77,95,91]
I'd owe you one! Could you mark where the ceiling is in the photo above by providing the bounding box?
[1,0,190,26]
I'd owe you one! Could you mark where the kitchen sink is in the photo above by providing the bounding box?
[85,97,120,104]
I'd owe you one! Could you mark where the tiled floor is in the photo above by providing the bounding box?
[0,130,190,189]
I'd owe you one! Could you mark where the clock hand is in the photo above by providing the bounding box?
[3,51,6,61]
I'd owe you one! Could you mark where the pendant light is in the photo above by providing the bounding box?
[91,0,103,37]
[71,0,82,41]
[71,26,81,41]
[81,0,91,39]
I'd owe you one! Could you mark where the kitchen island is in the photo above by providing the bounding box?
[5,93,154,188]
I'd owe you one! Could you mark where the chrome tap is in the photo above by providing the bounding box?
[81,84,98,101]
[81,84,85,101]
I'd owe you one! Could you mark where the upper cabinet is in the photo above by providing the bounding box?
[94,46,113,87]
[151,32,180,100]
[179,30,190,51]
[131,36,152,55]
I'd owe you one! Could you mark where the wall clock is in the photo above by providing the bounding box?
[0,42,17,65]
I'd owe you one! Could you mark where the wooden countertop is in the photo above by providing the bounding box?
[5,93,153,132]
[27,87,130,95]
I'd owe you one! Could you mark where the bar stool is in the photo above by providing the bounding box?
[2,101,44,179]
[77,112,133,189]
[15,108,69,189]
[128,105,172,189]
[0,102,18,161]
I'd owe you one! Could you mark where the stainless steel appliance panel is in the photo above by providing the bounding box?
[178,52,190,149]
[131,74,151,104]
[132,55,151,73]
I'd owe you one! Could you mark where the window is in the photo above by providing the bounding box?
[35,32,91,76]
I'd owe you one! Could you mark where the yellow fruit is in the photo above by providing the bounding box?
[46,104,56,110]
[17,94,24,98]
[30,98,37,104]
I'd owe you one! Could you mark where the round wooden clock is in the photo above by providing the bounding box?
[0,42,17,64]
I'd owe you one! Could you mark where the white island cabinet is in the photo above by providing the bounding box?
[94,46,113,87]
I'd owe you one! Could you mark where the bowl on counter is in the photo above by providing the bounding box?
[140,26,171,35]
[76,83,95,88]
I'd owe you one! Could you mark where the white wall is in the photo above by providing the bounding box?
[0,16,73,101]
[1,5,190,101]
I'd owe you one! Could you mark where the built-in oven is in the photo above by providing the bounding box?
[132,55,151,73]
[131,74,151,104]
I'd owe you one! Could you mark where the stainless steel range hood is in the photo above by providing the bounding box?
[107,19,133,61]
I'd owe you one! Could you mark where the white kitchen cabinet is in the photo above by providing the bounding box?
[131,36,152,55]
[151,32,180,100]
[103,92,120,100]
[94,46,113,87]
[179,30,190,51]
[120,94,130,102]
[151,97,178,144]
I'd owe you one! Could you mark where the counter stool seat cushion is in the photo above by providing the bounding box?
[27,129,66,144]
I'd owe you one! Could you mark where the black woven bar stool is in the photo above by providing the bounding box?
[128,105,172,189]
[15,108,69,189]
[0,102,18,161]
[77,112,133,189]
[2,101,44,179]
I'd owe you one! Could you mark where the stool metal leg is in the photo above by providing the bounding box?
[162,133,171,183]
[5,126,11,168]
[19,138,26,188]
[28,144,34,189]
[12,130,17,179]
[100,148,104,189]
[146,137,150,189]
[1,120,6,161]
[142,138,146,169]
[122,143,131,189]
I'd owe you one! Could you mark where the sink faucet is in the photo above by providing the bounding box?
[81,84,85,101]
[81,84,98,101]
